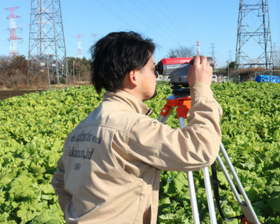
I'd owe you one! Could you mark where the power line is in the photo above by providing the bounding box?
[95,0,134,28]
[115,0,154,31]
[152,0,198,43]
[130,0,183,45]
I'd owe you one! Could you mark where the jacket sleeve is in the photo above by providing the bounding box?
[51,155,72,213]
[127,83,223,172]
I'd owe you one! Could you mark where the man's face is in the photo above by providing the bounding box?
[137,56,157,101]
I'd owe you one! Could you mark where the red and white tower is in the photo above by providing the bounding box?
[5,7,22,61]
[76,34,84,59]
[196,41,200,56]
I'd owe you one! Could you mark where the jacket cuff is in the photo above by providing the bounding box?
[190,83,214,98]
[190,83,215,106]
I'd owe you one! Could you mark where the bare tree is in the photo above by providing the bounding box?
[0,55,30,87]
[166,45,195,58]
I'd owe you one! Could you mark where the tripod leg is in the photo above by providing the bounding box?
[203,167,217,223]
[216,155,242,203]
[178,117,201,224]
[218,143,260,224]
[180,118,217,224]
[187,171,200,224]
[159,112,201,224]
[157,114,169,124]
[158,104,174,124]
[158,103,219,223]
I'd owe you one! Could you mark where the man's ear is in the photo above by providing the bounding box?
[128,70,138,87]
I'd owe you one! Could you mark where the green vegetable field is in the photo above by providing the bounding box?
[0,81,279,223]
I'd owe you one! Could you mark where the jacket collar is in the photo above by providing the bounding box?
[103,90,153,116]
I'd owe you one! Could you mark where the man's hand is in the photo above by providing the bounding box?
[187,56,213,88]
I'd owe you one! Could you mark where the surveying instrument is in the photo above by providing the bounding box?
[155,57,261,224]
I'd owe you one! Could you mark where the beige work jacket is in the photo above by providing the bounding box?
[52,83,223,224]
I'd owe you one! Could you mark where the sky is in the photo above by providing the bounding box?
[0,0,279,68]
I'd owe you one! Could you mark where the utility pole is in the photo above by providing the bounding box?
[73,61,75,83]
[236,0,273,69]
[5,7,22,62]
[91,33,99,44]
[211,43,217,72]
[228,50,233,63]
[28,0,67,84]
[273,42,278,69]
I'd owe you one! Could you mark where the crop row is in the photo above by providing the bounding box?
[0,81,279,223]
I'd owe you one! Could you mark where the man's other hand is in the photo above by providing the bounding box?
[187,56,213,88]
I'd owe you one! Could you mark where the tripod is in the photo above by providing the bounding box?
[157,87,260,224]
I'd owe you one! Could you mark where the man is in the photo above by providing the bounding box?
[52,31,223,224]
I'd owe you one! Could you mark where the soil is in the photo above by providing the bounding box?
[0,89,46,101]
[0,82,91,101]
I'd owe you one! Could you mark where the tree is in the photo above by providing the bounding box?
[66,57,91,83]
[166,45,195,58]
[229,61,236,70]
[0,55,30,87]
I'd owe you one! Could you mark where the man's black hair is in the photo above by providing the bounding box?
[90,31,156,94]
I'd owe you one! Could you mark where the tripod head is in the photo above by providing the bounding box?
[155,57,214,95]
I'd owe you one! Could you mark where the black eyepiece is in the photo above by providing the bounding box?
[155,61,163,75]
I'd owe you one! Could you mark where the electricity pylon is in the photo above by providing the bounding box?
[5,7,22,62]
[76,34,83,59]
[28,0,68,85]
[236,0,273,69]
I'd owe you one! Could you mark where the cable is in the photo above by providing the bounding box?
[114,0,176,44]
[131,0,181,42]
[151,0,197,43]
[95,0,134,27]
